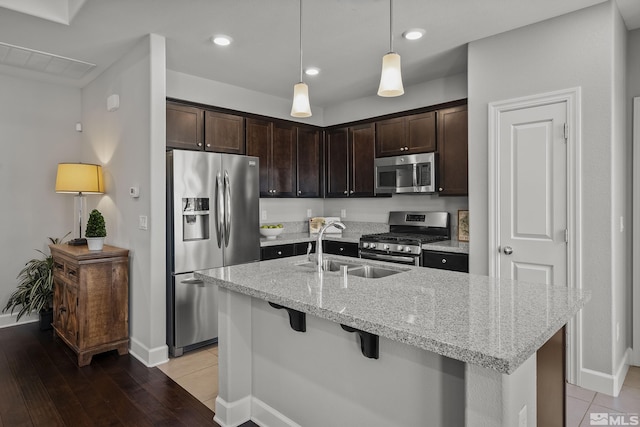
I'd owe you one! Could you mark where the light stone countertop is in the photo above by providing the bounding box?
[196,255,589,374]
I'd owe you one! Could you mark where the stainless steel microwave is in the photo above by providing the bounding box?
[374,152,436,194]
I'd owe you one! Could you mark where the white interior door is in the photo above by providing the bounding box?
[498,102,568,285]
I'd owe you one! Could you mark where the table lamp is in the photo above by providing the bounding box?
[55,163,104,246]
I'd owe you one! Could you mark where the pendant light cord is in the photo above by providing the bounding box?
[299,0,303,82]
[389,0,394,53]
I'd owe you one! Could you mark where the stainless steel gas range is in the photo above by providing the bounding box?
[359,211,450,266]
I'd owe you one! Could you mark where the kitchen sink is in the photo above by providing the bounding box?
[346,265,403,279]
[295,259,408,279]
[295,259,360,272]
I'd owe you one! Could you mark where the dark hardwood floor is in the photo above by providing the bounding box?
[0,322,258,427]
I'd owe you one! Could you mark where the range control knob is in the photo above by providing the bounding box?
[369,243,376,249]
[404,247,413,253]
[362,242,369,249]
[383,244,390,250]
[397,245,403,251]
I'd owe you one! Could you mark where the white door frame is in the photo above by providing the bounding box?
[633,96,640,366]
[488,87,582,384]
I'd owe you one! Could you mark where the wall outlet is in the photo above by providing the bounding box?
[307,209,312,218]
[518,405,527,427]
[261,210,267,221]
[341,209,347,218]
[139,215,148,230]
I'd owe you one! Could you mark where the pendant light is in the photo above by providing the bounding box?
[377,0,404,97]
[291,0,312,117]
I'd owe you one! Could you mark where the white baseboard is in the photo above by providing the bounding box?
[251,397,301,427]
[128,336,169,367]
[0,312,37,328]
[580,348,631,397]
[213,396,251,427]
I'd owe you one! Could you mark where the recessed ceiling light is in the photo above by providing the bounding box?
[402,29,425,41]
[212,35,232,46]
[305,67,320,76]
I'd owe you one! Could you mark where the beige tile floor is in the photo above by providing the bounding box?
[157,344,219,412]
[159,348,639,425]
[567,366,640,426]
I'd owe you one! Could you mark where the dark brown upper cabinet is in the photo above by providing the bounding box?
[246,118,296,197]
[375,111,436,157]
[325,123,375,198]
[166,102,203,150]
[204,110,245,154]
[296,127,322,198]
[437,105,468,196]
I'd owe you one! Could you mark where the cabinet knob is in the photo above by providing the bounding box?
[206,143,211,147]
[400,147,405,151]
[405,146,409,150]
[441,259,447,264]
[197,143,202,147]
[277,251,282,255]
[439,187,443,192]
[349,190,354,194]
[343,190,348,195]
[298,190,302,195]
[339,247,344,252]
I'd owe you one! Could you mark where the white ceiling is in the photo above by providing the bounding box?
[0,0,638,109]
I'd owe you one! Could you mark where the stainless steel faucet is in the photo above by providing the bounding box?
[316,220,346,272]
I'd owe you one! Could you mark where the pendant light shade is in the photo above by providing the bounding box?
[378,0,404,97]
[377,52,404,97]
[291,0,312,117]
[291,82,312,117]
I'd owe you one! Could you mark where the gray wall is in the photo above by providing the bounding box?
[468,1,631,384]
[0,75,81,326]
[81,35,168,365]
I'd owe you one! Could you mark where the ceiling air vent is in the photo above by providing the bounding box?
[0,42,95,79]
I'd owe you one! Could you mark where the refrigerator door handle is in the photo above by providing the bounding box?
[224,170,231,247]
[215,172,224,248]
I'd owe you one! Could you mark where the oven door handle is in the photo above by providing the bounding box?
[360,251,420,266]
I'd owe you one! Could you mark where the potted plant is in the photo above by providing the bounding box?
[85,209,106,251]
[3,233,69,330]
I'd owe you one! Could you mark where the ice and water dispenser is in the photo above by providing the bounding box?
[182,197,209,241]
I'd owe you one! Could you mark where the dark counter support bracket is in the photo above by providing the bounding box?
[269,302,306,332]
[340,324,379,359]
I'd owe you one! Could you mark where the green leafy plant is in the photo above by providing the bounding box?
[85,209,106,238]
[3,233,70,321]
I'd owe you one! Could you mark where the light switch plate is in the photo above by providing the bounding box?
[139,215,148,230]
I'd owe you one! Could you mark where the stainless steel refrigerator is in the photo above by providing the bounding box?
[166,149,260,357]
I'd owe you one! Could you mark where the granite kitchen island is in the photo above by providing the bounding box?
[195,255,589,427]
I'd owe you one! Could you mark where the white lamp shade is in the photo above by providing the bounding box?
[377,52,404,97]
[291,82,312,117]
[55,163,105,194]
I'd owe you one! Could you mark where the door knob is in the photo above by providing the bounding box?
[503,246,513,255]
